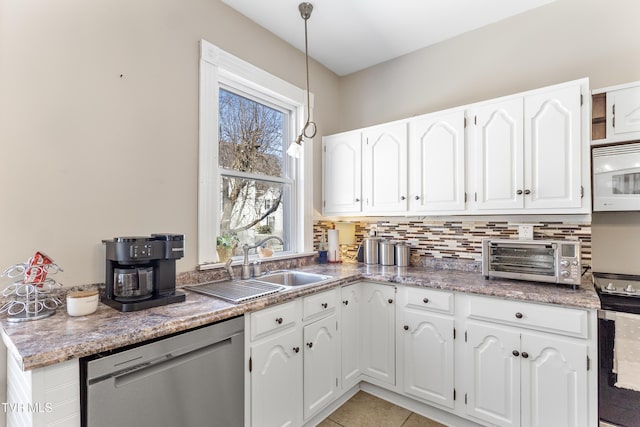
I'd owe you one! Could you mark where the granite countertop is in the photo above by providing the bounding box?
[0,262,600,371]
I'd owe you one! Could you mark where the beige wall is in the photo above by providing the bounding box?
[337,0,640,130]
[335,0,640,274]
[591,213,640,274]
[0,0,340,286]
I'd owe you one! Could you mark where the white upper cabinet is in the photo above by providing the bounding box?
[321,78,590,217]
[322,131,362,215]
[363,122,408,214]
[469,81,587,213]
[524,84,582,209]
[470,98,524,211]
[409,109,466,213]
[607,84,640,142]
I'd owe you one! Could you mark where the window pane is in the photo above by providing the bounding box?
[220,176,289,255]
[218,88,286,177]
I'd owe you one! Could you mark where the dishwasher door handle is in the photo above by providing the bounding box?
[112,336,234,388]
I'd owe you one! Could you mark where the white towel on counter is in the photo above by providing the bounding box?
[614,312,640,392]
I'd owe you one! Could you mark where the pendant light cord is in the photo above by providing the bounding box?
[299,3,316,141]
[302,16,316,138]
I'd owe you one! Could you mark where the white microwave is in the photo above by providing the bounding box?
[593,142,640,211]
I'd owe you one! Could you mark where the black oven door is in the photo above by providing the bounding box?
[599,310,640,427]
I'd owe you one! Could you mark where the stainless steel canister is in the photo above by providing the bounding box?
[379,240,395,266]
[395,242,411,267]
[363,237,381,264]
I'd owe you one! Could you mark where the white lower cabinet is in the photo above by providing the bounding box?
[399,287,455,409]
[520,332,588,427]
[249,300,303,427]
[6,356,80,427]
[247,290,340,427]
[465,321,521,427]
[464,296,591,427]
[360,282,396,385]
[303,313,339,419]
[246,283,597,427]
[340,283,362,390]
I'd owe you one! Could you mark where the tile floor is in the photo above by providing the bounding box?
[317,391,447,427]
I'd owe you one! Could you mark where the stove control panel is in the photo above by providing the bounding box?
[595,275,640,298]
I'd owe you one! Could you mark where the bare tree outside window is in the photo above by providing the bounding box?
[218,88,291,256]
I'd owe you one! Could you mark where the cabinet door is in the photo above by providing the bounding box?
[520,333,588,427]
[303,314,340,420]
[361,283,396,384]
[465,321,521,427]
[607,85,640,140]
[323,131,362,215]
[402,310,454,408]
[340,284,362,390]
[409,110,466,212]
[251,327,303,427]
[524,85,582,209]
[471,98,524,210]
[363,122,408,213]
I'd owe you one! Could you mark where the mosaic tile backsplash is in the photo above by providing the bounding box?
[314,219,592,267]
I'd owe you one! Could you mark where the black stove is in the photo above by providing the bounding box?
[593,272,640,427]
[593,272,640,315]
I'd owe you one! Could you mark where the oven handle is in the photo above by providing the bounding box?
[489,242,555,249]
[598,309,619,321]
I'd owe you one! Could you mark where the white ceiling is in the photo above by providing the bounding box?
[222,0,555,76]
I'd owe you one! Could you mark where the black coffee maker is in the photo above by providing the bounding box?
[102,234,186,312]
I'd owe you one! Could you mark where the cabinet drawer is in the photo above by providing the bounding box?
[251,300,301,341]
[303,288,338,321]
[467,295,588,338]
[404,286,454,315]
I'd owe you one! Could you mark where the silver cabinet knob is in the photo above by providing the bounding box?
[524,189,531,195]
[516,190,523,195]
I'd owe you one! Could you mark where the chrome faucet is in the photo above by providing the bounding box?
[241,236,285,279]
[224,257,234,280]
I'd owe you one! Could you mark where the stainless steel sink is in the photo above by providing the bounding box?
[184,270,333,304]
[255,270,332,287]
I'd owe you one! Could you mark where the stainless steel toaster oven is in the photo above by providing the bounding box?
[482,239,581,286]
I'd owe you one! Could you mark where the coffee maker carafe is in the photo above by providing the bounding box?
[102,234,186,312]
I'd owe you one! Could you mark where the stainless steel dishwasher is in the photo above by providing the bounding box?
[81,316,244,427]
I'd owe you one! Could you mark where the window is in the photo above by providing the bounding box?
[218,88,292,256]
[198,40,314,266]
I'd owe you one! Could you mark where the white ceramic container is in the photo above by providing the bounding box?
[66,290,99,316]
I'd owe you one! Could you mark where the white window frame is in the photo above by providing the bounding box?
[198,40,314,266]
